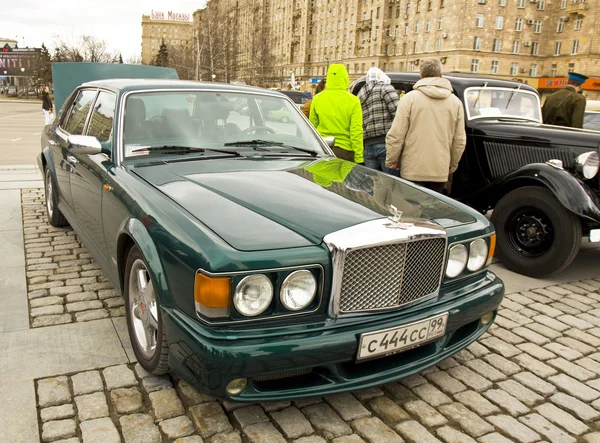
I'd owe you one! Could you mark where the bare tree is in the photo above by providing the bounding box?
[53,35,120,63]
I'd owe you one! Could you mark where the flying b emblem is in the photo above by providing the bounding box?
[385,205,414,229]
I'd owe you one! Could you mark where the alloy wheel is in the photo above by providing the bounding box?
[45,169,54,218]
[128,259,159,360]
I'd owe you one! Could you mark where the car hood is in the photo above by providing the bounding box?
[132,158,476,251]
[472,120,600,150]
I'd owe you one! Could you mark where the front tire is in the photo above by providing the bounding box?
[491,186,581,277]
[44,167,68,227]
[124,245,169,374]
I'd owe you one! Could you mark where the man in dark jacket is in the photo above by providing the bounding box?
[542,72,588,128]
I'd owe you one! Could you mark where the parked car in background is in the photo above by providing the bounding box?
[352,72,600,277]
[266,106,293,123]
[7,86,17,97]
[38,63,503,401]
[278,90,310,108]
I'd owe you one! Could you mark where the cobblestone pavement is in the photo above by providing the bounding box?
[22,189,125,328]
[23,186,600,442]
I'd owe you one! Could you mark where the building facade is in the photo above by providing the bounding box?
[141,11,194,65]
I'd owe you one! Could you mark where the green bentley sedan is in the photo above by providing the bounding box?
[39,63,504,401]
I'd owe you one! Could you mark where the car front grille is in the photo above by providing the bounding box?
[338,238,446,313]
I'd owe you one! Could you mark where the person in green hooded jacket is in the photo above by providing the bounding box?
[309,64,364,163]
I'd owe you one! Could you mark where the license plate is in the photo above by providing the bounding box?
[357,313,448,361]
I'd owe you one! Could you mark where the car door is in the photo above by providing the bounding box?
[53,89,97,216]
[70,90,117,259]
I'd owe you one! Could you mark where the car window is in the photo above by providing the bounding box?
[584,112,600,131]
[464,87,541,122]
[283,92,309,105]
[63,90,97,135]
[86,91,116,142]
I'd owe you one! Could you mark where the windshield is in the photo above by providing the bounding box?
[464,87,542,122]
[122,90,326,159]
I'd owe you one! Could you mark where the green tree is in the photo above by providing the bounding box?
[154,41,169,67]
[118,53,123,64]
[35,43,52,85]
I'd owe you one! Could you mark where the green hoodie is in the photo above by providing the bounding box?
[309,64,364,163]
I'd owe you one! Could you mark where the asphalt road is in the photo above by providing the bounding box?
[0,99,45,165]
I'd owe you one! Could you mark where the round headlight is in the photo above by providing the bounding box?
[234,274,273,316]
[280,270,317,311]
[446,244,468,278]
[576,151,600,179]
[467,238,488,272]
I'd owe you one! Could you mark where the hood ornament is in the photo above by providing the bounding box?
[385,205,414,229]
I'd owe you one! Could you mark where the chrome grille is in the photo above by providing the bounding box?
[339,238,446,313]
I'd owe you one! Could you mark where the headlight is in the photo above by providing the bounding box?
[446,244,468,278]
[234,274,273,316]
[575,151,600,179]
[280,270,317,311]
[467,238,488,272]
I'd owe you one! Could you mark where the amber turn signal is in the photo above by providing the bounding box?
[486,234,496,266]
[195,273,231,318]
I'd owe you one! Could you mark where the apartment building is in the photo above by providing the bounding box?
[141,11,194,65]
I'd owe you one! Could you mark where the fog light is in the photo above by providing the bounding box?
[481,311,495,325]
[226,378,247,396]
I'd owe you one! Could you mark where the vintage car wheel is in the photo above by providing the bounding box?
[492,186,581,277]
[44,168,68,227]
[124,246,170,374]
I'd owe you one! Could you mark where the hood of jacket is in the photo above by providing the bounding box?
[414,77,454,100]
[326,64,350,90]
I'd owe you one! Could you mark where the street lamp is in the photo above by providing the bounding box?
[211,74,216,82]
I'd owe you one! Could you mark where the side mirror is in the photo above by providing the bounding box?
[324,136,335,148]
[67,135,102,155]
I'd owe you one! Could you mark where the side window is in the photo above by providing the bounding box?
[86,91,116,142]
[63,90,97,135]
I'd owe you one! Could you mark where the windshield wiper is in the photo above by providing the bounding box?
[223,139,318,156]
[505,83,523,110]
[472,82,488,110]
[131,145,241,157]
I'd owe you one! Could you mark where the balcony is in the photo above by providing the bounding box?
[566,0,588,14]
[357,19,372,30]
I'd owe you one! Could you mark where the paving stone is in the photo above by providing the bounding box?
[231,405,269,429]
[437,357,459,370]
[513,372,556,396]
[425,371,467,395]
[33,314,72,327]
[382,383,417,404]
[110,387,143,414]
[486,415,540,443]
[351,417,402,443]
[400,374,427,389]
[211,431,241,443]
[489,327,525,344]
[42,419,77,442]
[482,354,521,375]
[496,310,532,326]
[102,365,137,390]
[31,304,64,317]
[71,371,103,396]
[550,392,600,421]
[41,404,76,422]
[368,396,410,425]
[104,297,125,308]
[532,315,570,332]
[464,359,506,383]
[528,302,563,317]
[30,296,64,308]
[53,438,80,443]
[547,358,595,381]
[74,310,109,322]
[49,286,83,296]
[436,426,477,443]
[577,357,600,376]
[404,399,448,426]
[565,329,600,347]
[395,420,441,442]
[438,403,493,438]
[75,392,109,421]
[29,289,50,299]
[120,413,162,443]
[518,343,556,360]
[325,393,371,421]
[478,433,516,443]
[270,406,313,439]
[158,416,195,439]
[466,342,490,358]
[303,403,352,439]
[260,401,291,412]
[353,387,384,402]
[243,422,286,443]
[557,314,594,330]
[548,374,600,402]
[412,383,453,407]
[66,301,103,313]
[496,380,543,407]
[550,302,582,315]
[513,354,558,378]
[535,403,589,436]
[189,402,233,439]
[142,375,172,392]
[331,436,365,443]
[454,391,500,416]
[149,388,185,420]
[518,413,576,443]
[482,389,529,417]
[79,417,120,443]
[583,433,600,443]
[175,380,214,407]
[221,400,248,412]
[65,292,98,303]
[38,376,71,408]
[448,366,494,392]
[295,437,328,443]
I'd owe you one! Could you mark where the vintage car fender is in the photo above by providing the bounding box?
[118,218,171,306]
[488,163,600,224]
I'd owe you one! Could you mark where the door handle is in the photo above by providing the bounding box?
[66,155,78,165]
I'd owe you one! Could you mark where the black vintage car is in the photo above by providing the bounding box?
[351,72,600,277]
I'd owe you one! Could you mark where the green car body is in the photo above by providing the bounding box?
[39,64,504,401]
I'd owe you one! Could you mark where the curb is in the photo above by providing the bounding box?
[0,99,42,104]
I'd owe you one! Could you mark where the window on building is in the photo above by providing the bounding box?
[471,59,480,72]
[474,36,482,50]
[436,38,442,51]
[491,60,499,74]
[537,0,545,9]
[407,2,412,14]
[534,20,542,33]
[403,42,407,54]
[495,16,504,29]
[554,41,562,55]
[428,0,433,11]
[572,39,579,54]
[476,14,484,27]
[396,6,401,17]
[513,40,520,54]
[510,63,519,75]
[395,24,399,35]
[551,64,558,76]
[531,41,539,55]
[560,0,567,8]
[499,0,506,5]
[413,40,418,52]
[417,0,421,12]
[518,0,525,6]
[377,6,380,18]
[388,6,393,17]
[385,44,389,55]
[405,23,409,34]
[529,64,538,77]
[415,21,420,33]
[440,0,444,7]
[557,18,565,33]
[426,19,431,32]
[424,40,429,51]
[361,63,366,73]
[493,38,501,52]
[391,62,395,70]
[438,16,443,29]
[575,14,583,30]
[568,63,575,73]
[515,18,523,31]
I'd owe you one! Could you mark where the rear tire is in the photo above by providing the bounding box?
[44,167,68,227]
[491,186,581,277]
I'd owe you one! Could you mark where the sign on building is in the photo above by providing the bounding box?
[150,10,190,21]
[0,45,41,76]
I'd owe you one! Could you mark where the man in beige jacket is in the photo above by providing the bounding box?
[385,58,466,193]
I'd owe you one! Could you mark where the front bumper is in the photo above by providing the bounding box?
[164,271,504,401]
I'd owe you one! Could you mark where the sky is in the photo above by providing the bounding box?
[1,0,205,61]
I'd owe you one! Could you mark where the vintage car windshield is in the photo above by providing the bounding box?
[122,90,326,158]
[464,87,542,122]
